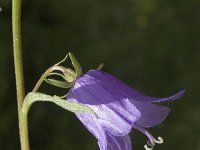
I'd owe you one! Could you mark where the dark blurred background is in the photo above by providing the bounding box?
[0,0,199,149]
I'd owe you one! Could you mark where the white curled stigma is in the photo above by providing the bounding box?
[144,136,163,150]
[132,124,164,150]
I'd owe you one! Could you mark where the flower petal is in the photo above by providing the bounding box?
[86,70,185,102]
[131,100,170,127]
[106,132,132,150]
[75,113,107,150]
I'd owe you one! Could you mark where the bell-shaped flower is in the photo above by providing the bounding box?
[67,69,185,150]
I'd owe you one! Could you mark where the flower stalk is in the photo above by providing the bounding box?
[32,65,68,92]
[12,0,30,149]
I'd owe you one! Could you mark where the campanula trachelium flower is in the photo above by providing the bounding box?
[67,69,185,150]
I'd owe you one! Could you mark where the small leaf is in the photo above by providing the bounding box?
[22,92,97,118]
[45,78,72,88]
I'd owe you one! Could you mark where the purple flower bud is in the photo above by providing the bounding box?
[67,69,185,150]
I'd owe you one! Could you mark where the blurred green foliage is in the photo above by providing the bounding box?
[0,0,199,149]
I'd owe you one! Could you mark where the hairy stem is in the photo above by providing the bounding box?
[12,0,30,149]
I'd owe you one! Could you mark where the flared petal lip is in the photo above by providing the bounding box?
[152,89,186,102]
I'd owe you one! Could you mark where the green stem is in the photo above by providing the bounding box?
[19,111,29,150]
[12,0,29,149]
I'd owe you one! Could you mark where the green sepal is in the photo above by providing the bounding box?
[22,92,97,118]
[64,68,77,82]
[55,54,68,66]
[69,52,82,77]
[44,78,72,88]
[97,63,104,70]
[48,72,66,80]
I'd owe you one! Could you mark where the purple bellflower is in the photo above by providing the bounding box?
[67,69,185,150]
